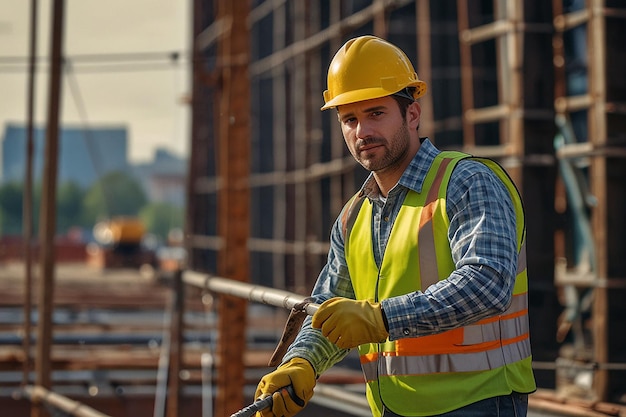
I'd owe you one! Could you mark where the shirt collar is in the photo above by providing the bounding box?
[358,137,440,200]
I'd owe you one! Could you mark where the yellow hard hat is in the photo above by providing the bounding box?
[321,35,427,110]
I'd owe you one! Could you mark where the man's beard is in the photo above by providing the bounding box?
[354,121,411,173]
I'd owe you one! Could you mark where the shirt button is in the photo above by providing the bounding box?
[384,216,390,222]
[403,328,410,336]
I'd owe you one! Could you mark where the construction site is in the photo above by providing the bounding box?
[2,0,626,416]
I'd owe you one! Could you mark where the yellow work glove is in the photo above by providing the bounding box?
[254,357,316,417]
[312,297,389,349]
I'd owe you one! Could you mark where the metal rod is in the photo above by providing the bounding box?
[152,289,171,417]
[35,0,64,401]
[22,0,38,388]
[230,386,296,417]
[182,271,319,316]
[201,353,214,417]
[21,385,112,417]
[166,271,184,417]
[229,395,273,417]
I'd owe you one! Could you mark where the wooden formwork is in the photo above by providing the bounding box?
[550,0,626,403]
[187,0,626,413]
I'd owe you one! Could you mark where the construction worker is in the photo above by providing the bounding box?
[255,35,536,417]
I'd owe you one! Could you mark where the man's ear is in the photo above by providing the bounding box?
[407,101,421,130]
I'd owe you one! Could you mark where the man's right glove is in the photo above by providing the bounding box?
[254,357,316,417]
[312,297,388,349]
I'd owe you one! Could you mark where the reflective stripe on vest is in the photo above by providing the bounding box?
[342,151,536,416]
[359,292,530,379]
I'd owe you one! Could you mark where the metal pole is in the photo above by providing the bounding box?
[588,0,609,401]
[201,353,213,417]
[34,2,64,417]
[166,271,183,417]
[22,0,38,389]
[215,0,251,413]
[22,385,112,417]
[153,302,171,417]
[182,271,319,316]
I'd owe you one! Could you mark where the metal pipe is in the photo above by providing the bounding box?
[182,271,319,316]
[21,385,112,417]
[152,300,170,417]
[22,0,38,388]
[36,0,64,398]
[201,353,214,417]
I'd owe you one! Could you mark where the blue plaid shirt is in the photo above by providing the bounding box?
[284,139,520,375]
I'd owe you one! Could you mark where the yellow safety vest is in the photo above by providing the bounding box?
[343,151,536,416]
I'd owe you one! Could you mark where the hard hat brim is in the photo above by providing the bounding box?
[321,87,393,110]
[320,81,427,111]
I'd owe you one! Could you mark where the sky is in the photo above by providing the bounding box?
[0,0,191,163]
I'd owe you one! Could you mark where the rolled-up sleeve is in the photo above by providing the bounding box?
[282,215,354,374]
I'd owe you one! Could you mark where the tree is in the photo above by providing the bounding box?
[83,171,148,224]
[0,182,24,235]
[0,180,86,237]
[56,181,87,233]
[139,202,184,242]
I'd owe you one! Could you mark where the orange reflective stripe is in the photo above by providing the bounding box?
[360,352,379,364]
[360,336,532,379]
[418,217,439,290]
[474,310,525,326]
[393,337,529,376]
[501,333,529,347]
[393,329,464,355]
[425,158,454,203]
[383,293,529,356]
[418,158,455,290]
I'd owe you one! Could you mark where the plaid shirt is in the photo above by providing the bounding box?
[284,138,520,375]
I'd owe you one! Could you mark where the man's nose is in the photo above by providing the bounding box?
[356,120,372,139]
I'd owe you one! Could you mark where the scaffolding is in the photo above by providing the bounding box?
[187,0,626,414]
[550,0,626,402]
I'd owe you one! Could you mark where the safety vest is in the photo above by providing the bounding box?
[342,151,536,416]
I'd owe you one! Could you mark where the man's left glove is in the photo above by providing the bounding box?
[254,357,316,417]
[312,297,389,349]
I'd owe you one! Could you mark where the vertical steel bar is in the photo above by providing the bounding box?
[272,1,287,292]
[215,0,250,415]
[588,0,609,401]
[456,0,476,147]
[416,0,434,140]
[166,271,184,417]
[33,1,64,416]
[201,353,214,417]
[153,307,169,417]
[22,0,38,389]
[373,0,388,37]
[293,1,309,294]
[329,2,345,215]
[502,0,524,186]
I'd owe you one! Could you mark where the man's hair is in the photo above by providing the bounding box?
[391,87,417,114]
[392,87,419,131]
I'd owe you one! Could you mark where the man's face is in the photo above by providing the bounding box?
[337,95,415,174]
